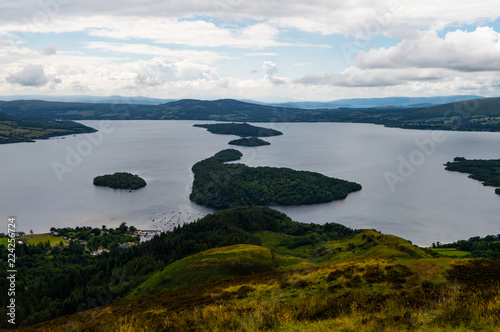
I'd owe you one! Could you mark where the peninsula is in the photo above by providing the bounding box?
[444,157,500,195]
[0,111,97,144]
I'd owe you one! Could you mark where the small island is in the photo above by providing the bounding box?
[228,137,271,147]
[190,149,361,207]
[93,172,147,190]
[444,157,500,195]
[194,123,283,137]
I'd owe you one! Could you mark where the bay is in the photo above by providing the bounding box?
[1,120,499,246]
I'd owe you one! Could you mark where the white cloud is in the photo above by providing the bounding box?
[84,42,230,63]
[0,36,39,63]
[135,58,219,86]
[6,64,48,86]
[357,27,500,72]
[263,61,287,84]
[2,1,500,100]
[3,1,499,36]
[41,44,57,55]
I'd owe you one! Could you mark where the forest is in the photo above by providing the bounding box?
[189,149,362,207]
[93,172,147,190]
[433,234,500,259]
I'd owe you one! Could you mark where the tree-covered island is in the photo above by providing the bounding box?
[190,149,362,207]
[228,137,271,146]
[444,157,500,195]
[194,122,283,137]
[93,172,147,190]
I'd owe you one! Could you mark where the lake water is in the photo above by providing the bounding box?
[1,120,499,246]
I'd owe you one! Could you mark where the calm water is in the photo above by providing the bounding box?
[1,120,499,246]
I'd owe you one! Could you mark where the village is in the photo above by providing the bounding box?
[0,224,164,257]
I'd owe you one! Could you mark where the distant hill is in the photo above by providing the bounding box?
[0,95,174,105]
[2,96,500,131]
[266,95,483,109]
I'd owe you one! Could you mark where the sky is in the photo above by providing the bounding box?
[2,0,500,102]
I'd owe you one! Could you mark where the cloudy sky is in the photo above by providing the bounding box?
[2,0,500,101]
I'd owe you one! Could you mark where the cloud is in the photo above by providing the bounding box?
[295,65,448,87]
[3,1,500,37]
[357,27,500,72]
[135,58,219,86]
[85,19,328,49]
[84,42,230,63]
[41,44,57,55]
[263,61,287,84]
[6,64,48,86]
[0,36,39,63]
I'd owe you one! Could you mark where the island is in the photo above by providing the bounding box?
[93,172,147,190]
[194,122,283,137]
[228,137,271,147]
[0,111,97,144]
[444,157,500,195]
[190,149,362,207]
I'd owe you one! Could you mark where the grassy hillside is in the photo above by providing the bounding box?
[20,243,500,331]
[7,206,500,331]
[127,244,278,298]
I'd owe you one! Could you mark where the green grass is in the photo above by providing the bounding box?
[21,234,67,246]
[24,253,500,332]
[0,237,11,247]
[127,244,279,298]
[432,248,470,257]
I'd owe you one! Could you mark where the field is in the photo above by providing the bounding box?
[0,237,11,247]
[431,248,470,257]
[20,234,67,246]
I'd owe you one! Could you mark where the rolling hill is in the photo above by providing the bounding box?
[2,96,500,131]
[18,216,500,331]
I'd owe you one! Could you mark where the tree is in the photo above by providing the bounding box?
[118,222,128,234]
[68,240,85,254]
